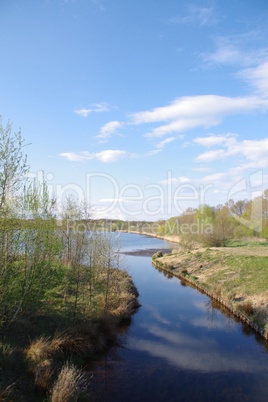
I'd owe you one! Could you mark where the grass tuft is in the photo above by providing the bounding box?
[50,363,90,402]
[25,336,51,363]
[33,358,56,390]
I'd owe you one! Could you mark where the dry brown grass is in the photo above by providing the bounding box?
[0,384,15,402]
[111,291,140,318]
[50,363,90,402]
[26,331,94,364]
[25,318,117,393]
[50,332,94,356]
[68,317,116,353]
[25,336,51,363]
[33,358,56,390]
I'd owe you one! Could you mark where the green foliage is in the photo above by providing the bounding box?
[0,117,29,211]
[195,204,216,224]
[0,122,131,326]
[153,251,163,259]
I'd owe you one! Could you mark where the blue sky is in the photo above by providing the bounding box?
[1,0,268,220]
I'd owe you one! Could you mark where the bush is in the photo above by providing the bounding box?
[237,301,254,316]
[154,251,163,258]
[50,363,90,402]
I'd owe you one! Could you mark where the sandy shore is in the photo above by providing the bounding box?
[117,229,181,245]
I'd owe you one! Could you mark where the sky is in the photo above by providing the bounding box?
[0,0,268,221]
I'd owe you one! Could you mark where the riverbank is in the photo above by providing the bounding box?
[0,269,140,402]
[152,246,268,340]
[117,229,181,245]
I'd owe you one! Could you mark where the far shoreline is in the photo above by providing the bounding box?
[116,229,182,245]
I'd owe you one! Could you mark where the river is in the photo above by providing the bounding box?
[89,233,268,402]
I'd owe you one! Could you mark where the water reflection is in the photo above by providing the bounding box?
[91,233,268,402]
[190,299,236,332]
[143,304,171,326]
[154,264,175,280]
[130,322,264,373]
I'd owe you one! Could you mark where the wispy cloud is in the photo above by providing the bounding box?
[60,139,178,163]
[195,134,268,169]
[204,43,245,66]
[75,102,109,117]
[97,120,122,141]
[201,172,227,183]
[155,136,176,149]
[194,133,237,147]
[196,149,227,162]
[130,323,264,373]
[167,5,218,26]
[145,136,178,156]
[160,176,191,185]
[130,95,267,138]
[59,149,135,163]
[202,35,268,68]
[240,61,268,97]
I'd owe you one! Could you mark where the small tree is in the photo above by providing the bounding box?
[0,118,29,323]
[0,117,29,211]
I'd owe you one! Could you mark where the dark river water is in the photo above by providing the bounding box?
[90,233,268,402]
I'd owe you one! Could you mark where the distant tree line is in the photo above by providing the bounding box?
[155,194,268,247]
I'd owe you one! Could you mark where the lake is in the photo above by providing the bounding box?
[89,232,268,402]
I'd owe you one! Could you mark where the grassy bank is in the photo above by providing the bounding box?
[0,270,140,402]
[152,244,268,340]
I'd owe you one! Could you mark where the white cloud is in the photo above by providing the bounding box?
[59,149,134,163]
[155,137,176,149]
[130,95,267,138]
[97,120,122,140]
[75,109,92,118]
[202,35,268,68]
[59,152,90,162]
[203,41,251,67]
[146,149,162,156]
[146,136,179,156]
[196,149,226,162]
[195,135,268,168]
[98,198,135,204]
[240,61,268,97]
[132,95,264,123]
[194,134,237,147]
[147,117,219,138]
[201,172,226,183]
[206,43,243,65]
[75,102,109,117]
[130,324,265,373]
[96,150,130,163]
[238,138,268,163]
[167,5,217,27]
[160,176,191,185]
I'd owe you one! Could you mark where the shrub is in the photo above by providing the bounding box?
[26,336,51,363]
[237,301,254,316]
[154,251,163,258]
[50,363,90,402]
